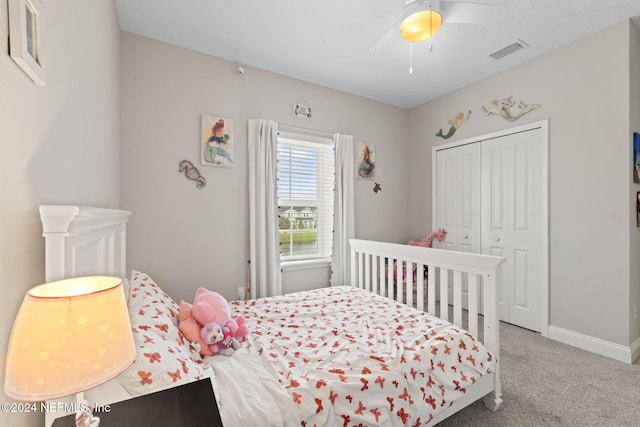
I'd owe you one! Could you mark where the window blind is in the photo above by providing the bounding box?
[277,132,335,261]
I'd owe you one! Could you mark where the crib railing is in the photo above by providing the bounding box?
[349,239,505,351]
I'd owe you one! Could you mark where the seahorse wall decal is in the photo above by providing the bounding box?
[481,96,541,122]
[436,110,472,139]
[178,160,206,189]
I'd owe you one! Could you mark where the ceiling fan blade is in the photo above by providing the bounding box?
[368,21,401,53]
[441,0,495,23]
[367,0,493,53]
[441,0,496,5]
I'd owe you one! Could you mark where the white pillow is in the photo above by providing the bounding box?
[114,271,213,396]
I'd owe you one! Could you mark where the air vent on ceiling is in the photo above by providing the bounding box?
[489,40,527,60]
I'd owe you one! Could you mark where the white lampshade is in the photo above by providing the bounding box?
[400,2,443,43]
[4,276,135,401]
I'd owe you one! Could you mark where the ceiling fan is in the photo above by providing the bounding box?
[368,0,496,53]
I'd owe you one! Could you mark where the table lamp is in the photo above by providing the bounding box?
[4,276,136,427]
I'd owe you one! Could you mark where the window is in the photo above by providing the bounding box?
[277,129,335,262]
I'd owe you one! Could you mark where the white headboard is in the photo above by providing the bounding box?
[39,205,132,282]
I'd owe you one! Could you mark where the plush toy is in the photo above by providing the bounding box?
[226,314,249,344]
[191,287,231,326]
[201,322,240,356]
[178,287,249,357]
[408,228,447,248]
[191,287,249,340]
[178,300,213,356]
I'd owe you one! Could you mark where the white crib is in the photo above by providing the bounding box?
[349,238,505,422]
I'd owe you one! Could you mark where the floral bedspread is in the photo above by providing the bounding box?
[232,286,496,426]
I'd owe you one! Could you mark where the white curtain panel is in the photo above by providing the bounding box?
[248,119,282,298]
[331,133,355,286]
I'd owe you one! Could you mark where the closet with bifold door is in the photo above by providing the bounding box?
[432,120,549,333]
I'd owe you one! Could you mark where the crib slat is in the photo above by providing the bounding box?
[358,252,364,288]
[365,253,371,292]
[440,268,449,321]
[406,262,414,307]
[371,255,378,295]
[468,274,479,337]
[416,263,425,311]
[388,258,394,299]
[379,256,386,297]
[351,246,356,287]
[453,271,462,327]
[396,260,403,303]
[428,265,436,315]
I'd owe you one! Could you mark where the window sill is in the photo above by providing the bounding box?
[281,258,331,272]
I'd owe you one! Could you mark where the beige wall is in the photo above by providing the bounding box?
[119,32,410,304]
[629,22,640,346]
[0,1,121,426]
[408,20,638,350]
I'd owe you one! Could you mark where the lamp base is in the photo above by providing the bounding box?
[75,399,100,427]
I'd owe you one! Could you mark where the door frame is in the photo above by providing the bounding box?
[431,120,549,336]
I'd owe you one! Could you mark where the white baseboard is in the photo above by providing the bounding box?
[631,336,640,363]
[547,325,636,364]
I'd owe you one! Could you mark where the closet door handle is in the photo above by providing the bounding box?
[463,235,469,240]
[495,237,502,242]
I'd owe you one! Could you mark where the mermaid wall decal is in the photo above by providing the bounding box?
[436,110,472,140]
[481,96,540,122]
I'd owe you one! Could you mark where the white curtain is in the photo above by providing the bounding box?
[248,119,282,298]
[331,133,355,286]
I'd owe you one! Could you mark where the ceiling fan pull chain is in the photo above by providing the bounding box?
[409,43,413,74]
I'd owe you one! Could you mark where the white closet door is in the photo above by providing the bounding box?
[435,148,459,251]
[434,143,480,253]
[435,144,480,309]
[433,121,548,333]
[481,128,545,332]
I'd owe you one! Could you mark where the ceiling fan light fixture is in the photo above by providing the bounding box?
[399,4,443,43]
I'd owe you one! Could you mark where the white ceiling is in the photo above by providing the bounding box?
[115,0,640,109]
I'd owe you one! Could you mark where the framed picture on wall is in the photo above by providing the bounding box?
[634,132,640,183]
[357,141,376,179]
[8,0,45,86]
[201,115,234,167]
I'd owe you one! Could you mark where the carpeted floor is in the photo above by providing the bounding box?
[436,322,640,426]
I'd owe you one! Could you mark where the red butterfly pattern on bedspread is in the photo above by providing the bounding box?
[232,286,495,426]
